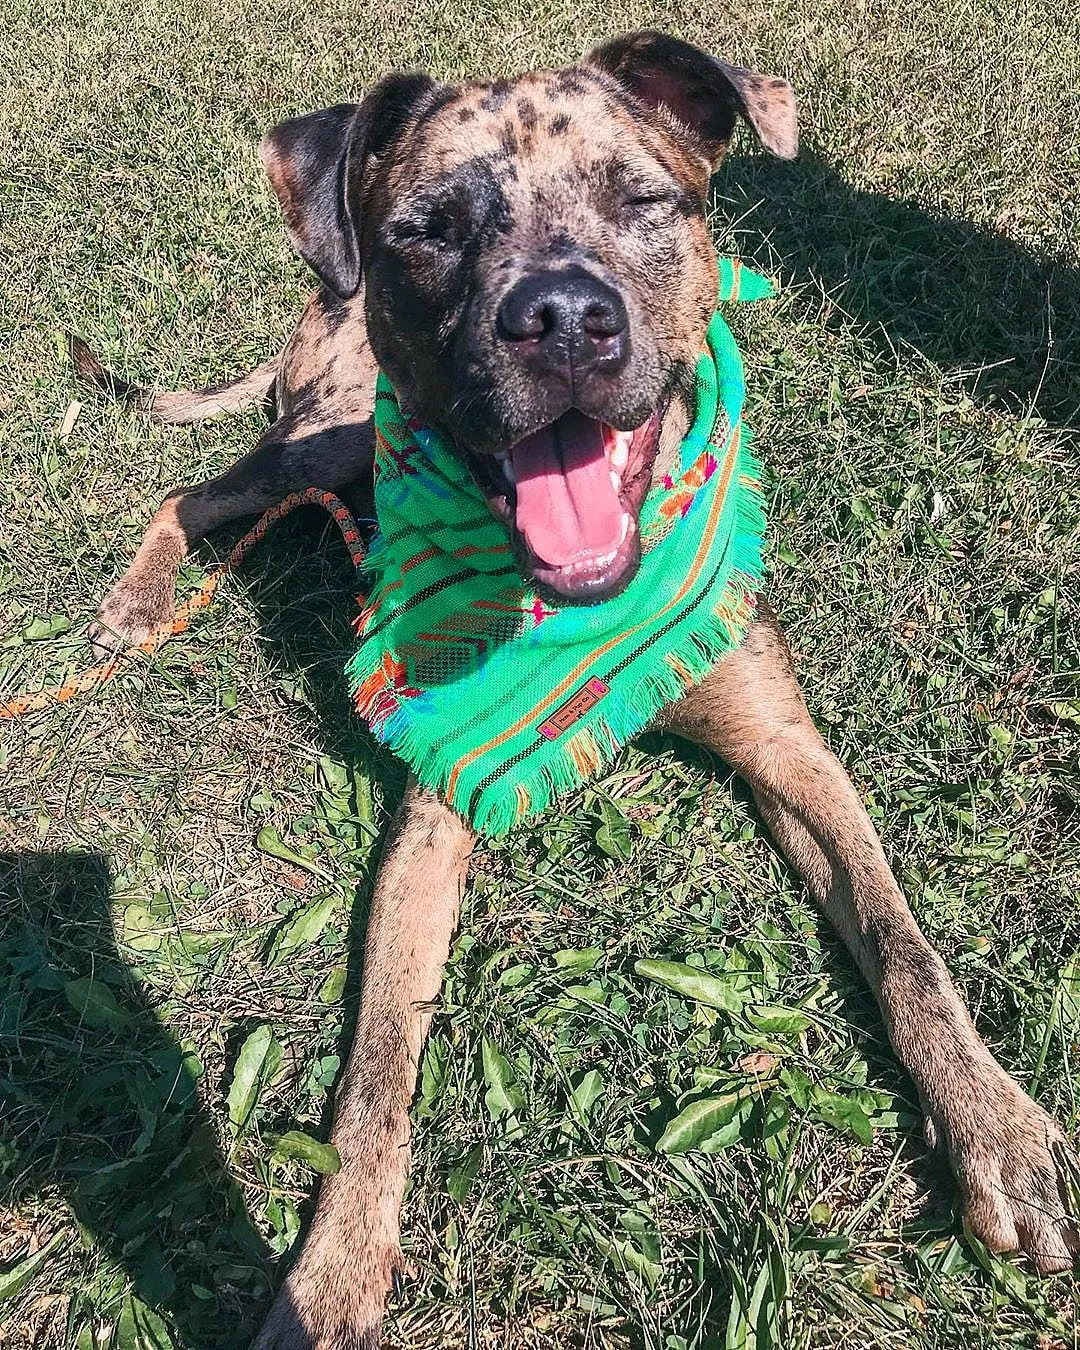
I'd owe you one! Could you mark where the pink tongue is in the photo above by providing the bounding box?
[510,411,624,567]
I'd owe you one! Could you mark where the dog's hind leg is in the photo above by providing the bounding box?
[89,415,374,655]
[664,601,1080,1274]
[83,285,377,654]
[253,781,474,1350]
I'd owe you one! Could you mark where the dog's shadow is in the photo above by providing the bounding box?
[7,149,1077,1346]
[716,148,1078,422]
[0,851,267,1347]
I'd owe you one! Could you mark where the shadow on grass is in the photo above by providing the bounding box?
[717,148,1079,424]
[0,851,267,1348]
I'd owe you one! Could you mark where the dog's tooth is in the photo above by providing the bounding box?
[503,457,515,484]
[611,434,630,471]
[610,469,621,493]
[618,512,630,544]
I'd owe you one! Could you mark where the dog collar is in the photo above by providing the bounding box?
[347,258,774,835]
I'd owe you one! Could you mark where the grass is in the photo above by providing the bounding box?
[1,0,1078,1345]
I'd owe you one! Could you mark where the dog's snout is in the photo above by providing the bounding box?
[496,266,629,379]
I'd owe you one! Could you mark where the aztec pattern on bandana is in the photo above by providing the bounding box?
[346,259,774,835]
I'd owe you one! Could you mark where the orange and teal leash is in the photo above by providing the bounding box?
[0,488,368,720]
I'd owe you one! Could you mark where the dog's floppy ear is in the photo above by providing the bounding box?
[261,74,437,297]
[587,31,797,168]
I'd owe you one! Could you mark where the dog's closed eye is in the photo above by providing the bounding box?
[388,212,467,248]
[620,187,682,210]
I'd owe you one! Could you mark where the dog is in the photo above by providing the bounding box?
[73,32,1079,1349]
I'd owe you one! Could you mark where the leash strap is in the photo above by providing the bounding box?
[0,488,367,720]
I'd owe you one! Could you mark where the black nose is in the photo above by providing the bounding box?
[496,266,629,380]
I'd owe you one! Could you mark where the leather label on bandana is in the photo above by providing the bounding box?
[537,677,610,741]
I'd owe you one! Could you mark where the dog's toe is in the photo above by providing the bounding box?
[949,1068,1079,1275]
[89,573,175,659]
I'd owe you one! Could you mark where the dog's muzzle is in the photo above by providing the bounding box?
[495,265,630,386]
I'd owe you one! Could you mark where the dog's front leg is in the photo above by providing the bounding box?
[91,416,374,657]
[665,603,1079,1273]
[254,781,474,1350]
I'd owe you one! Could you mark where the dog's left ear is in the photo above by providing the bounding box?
[587,31,797,168]
[261,73,438,297]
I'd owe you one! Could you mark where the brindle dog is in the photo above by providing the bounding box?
[75,31,1079,1349]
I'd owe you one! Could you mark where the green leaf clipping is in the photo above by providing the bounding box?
[271,1130,341,1174]
[595,798,633,861]
[228,1024,283,1134]
[0,1231,65,1304]
[271,893,339,964]
[482,1037,524,1120]
[635,959,743,1013]
[63,977,132,1031]
[656,1093,748,1154]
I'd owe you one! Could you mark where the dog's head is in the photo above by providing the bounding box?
[262,33,796,601]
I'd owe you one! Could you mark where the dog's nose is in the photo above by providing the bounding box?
[496,267,629,379]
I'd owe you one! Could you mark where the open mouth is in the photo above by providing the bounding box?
[467,409,662,601]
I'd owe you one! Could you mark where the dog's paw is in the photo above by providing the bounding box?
[89,572,175,660]
[251,1239,404,1350]
[937,1067,1080,1274]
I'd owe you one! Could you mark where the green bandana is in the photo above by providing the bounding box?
[347,258,773,835]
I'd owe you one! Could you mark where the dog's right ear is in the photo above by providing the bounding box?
[261,74,437,298]
[587,33,797,168]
